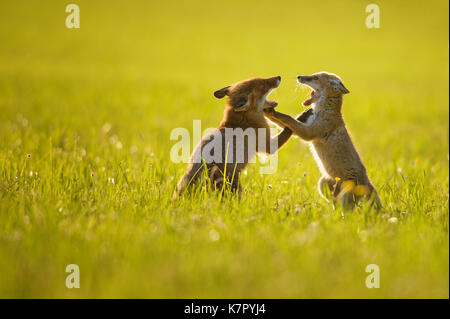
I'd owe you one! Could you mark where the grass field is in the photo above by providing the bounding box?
[0,0,448,298]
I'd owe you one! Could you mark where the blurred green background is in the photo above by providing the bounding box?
[0,0,448,298]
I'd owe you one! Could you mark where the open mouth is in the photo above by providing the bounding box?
[303,90,316,106]
[297,76,317,106]
[263,88,278,109]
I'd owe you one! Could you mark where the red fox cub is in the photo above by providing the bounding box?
[264,72,382,210]
[174,76,292,198]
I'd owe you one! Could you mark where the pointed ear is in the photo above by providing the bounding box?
[214,86,231,99]
[332,80,350,94]
[232,97,250,112]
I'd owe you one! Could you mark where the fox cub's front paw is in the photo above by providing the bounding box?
[263,107,276,115]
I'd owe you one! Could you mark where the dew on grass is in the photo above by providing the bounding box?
[191,215,202,223]
[101,123,111,135]
[215,220,226,229]
[109,135,118,145]
[209,229,220,242]
[359,230,369,242]
[388,217,398,224]
[23,215,30,226]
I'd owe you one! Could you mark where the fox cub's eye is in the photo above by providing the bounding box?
[312,76,318,80]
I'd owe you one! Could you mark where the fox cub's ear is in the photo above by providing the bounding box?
[332,80,350,94]
[232,97,249,112]
[214,86,231,99]
[331,80,350,94]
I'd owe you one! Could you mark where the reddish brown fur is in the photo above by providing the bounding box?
[174,76,292,198]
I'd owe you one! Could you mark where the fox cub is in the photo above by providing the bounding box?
[264,72,382,209]
[174,76,292,198]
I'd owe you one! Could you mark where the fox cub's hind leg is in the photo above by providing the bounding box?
[368,185,383,210]
[318,176,335,202]
[209,165,242,196]
[209,165,224,191]
[337,191,356,211]
[318,177,355,210]
[174,162,204,199]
